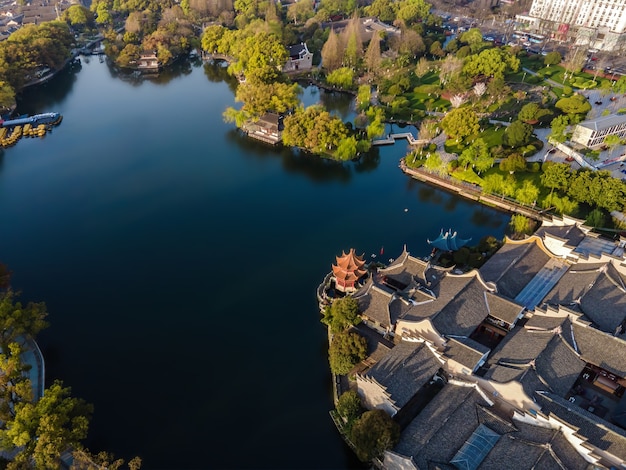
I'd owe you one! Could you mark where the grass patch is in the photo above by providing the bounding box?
[451,168,484,185]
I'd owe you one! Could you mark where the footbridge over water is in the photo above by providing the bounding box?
[372,132,428,146]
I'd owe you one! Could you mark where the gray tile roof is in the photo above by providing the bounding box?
[525,311,569,330]
[486,292,523,325]
[432,276,494,337]
[485,327,556,383]
[486,242,551,299]
[535,391,626,461]
[535,224,586,248]
[569,321,626,377]
[394,383,588,470]
[542,264,603,308]
[532,334,586,397]
[365,341,442,409]
[401,274,474,322]
[383,255,430,288]
[480,241,534,285]
[444,336,490,371]
[579,267,626,335]
[394,386,495,468]
[358,285,393,328]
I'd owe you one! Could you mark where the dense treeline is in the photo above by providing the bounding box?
[0,21,73,112]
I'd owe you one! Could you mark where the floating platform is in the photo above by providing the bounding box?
[0,112,62,148]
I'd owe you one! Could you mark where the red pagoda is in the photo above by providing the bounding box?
[332,248,367,293]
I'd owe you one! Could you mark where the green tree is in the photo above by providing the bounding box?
[543,51,561,66]
[322,296,361,333]
[509,214,533,236]
[462,48,520,79]
[356,85,371,111]
[414,57,429,83]
[350,409,400,462]
[329,331,367,375]
[460,28,483,53]
[335,390,363,423]
[586,208,606,228]
[499,153,526,174]
[503,120,533,148]
[1,381,93,469]
[424,152,447,176]
[555,94,591,115]
[515,180,540,205]
[429,40,444,58]
[395,0,430,24]
[458,138,491,173]
[540,161,570,196]
[517,103,551,123]
[63,5,95,28]
[71,449,142,470]
[441,107,479,142]
[0,290,48,352]
[604,134,622,158]
[326,67,354,89]
[0,342,33,423]
[548,115,569,143]
[365,0,394,22]
[282,105,349,155]
[342,14,362,67]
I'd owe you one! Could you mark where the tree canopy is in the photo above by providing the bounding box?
[441,107,479,142]
[328,331,367,375]
[350,409,400,462]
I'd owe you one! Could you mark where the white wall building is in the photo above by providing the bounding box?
[520,0,626,51]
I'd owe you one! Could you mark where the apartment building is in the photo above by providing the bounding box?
[518,0,626,51]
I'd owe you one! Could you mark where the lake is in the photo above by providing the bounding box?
[0,56,510,468]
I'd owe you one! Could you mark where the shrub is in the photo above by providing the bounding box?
[563,85,572,96]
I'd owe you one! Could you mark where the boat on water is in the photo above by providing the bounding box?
[0,112,61,128]
[0,112,63,148]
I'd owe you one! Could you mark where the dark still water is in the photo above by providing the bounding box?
[0,57,510,469]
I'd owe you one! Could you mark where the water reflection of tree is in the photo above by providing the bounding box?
[203,62,238,94]
[354,147,380,173]
[16,62,81,113]
[471,206,505,228]
[225,128,353,183]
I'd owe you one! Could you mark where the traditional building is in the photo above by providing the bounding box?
[241,112,284,145]
[332,248,367,293]
[137,51,160,72]
[339,231,626,469]
[283,43,313,73]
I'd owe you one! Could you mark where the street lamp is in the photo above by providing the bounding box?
[522,71,527,83]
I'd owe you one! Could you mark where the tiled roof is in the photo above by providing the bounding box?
[568,321,626,377]
[401,274,474,322]
[535,224,586,248]
[579,266,626,335]
[525,311,569,330]
[394,386,496,468]
[485,327,556,383]
[536,391,626,461]
[380,253,429,288]
[480,241,534,285]
[486,292,523,325]
[365,342,442,409]
[432,276,493,336]
[482,242,551,299]
[358,285,392,328]
[542,264,603,308]
[532,334,585,397]
[444,336,490,370]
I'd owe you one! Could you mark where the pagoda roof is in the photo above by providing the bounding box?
[332,248,367,281]
[427,229,471,251]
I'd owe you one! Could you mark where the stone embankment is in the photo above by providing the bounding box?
[399,160,547,221]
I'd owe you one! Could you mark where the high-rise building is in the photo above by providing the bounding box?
[517,0,626,51]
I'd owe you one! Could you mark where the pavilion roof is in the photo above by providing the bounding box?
[332,248,367,281]
[428,229,471,252]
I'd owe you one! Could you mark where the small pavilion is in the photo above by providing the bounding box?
[332,248,367,293]
[427,229,471,252]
